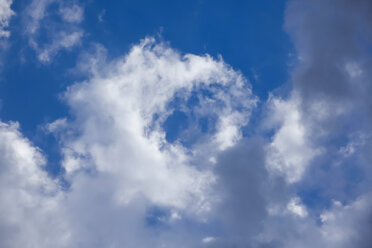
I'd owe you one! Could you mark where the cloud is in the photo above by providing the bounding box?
[1,0,372,246]
[37,30,83,62]
[205,1,372,247]
[0,37,258,247]
[207,138,288,247]
[0,121,68,247]
[265,94,322,183]
[283,0,372,194]
[25,0,84,62]
[0,0,14,38]
[253,0,372,247]
[319,194,372,248]
[53,37,256,211]
[59,3,83,23]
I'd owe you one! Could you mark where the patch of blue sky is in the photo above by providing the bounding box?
[2,0,291,168]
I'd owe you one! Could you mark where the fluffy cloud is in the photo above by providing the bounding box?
[319,194,372,248]
[255,0,372,247]
[0,37,258,247]
[25,0,84,62]
[53,37,256,211]
[265,94,322,183]
[1,0,372,247]
[0,121,69,247]
[283,0,372,196]
[0,0,14,38]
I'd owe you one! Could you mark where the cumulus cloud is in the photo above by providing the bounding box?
[54,37,256,211]
[0,37,259,247]
[1,0,372,246]
[283,0,372,194]
[195,1,372,247]
[0,0,14,38]
[207,138,288,247]
[265,94,322,183]
[25,0,84,62]
[319,194,372,248]
[255,0,372,247]
[0,121,69,247]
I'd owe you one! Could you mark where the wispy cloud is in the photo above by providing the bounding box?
[0,0,14,38]
[25,0,84,62]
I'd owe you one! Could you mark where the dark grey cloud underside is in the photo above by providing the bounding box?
[285,0,372,247]
[285,0,372,196]
[208,0,372,247]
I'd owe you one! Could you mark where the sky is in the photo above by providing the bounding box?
[0,0,371,247]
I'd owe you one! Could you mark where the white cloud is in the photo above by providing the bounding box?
[59,4,83,23]
[26,0,54,35]
[0,38,258,247]
[53,37,256,211]
[0,0,14,38]
[287,197,308,218]
[265,94,322,183]
[1,0,372,246]
[37,30,83,62]
[0,37,253,247]
[202,236,216,244]
[25,0,84,62]
[0,121,69,247]
[345,62,363,78]
[319,194,372,248]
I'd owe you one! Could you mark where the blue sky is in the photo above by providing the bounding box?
[0,0,372,247]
